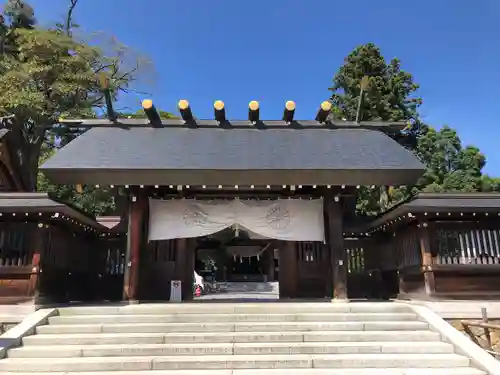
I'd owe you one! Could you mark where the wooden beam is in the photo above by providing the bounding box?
[315,101,332,123]
[178,100,194,122]
[214,100,226,123]
[55,118,408,131]
[142,99,162,128]
[163,191,324,200]
[282,101,295,123]
[248,101,260,122]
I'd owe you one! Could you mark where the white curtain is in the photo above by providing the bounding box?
[148,198,324,242]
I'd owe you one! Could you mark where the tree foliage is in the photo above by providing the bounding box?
[416,126,485,193]
[37,144,118,216]
[329,43,497,215]
[329,43,422,124]
[481,175,500,192]
[0,0,155,216]
[119,109,177,119]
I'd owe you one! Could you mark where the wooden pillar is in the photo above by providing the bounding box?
[419,221,436,296]
[186,239,196,301]
[177,238,195,301]
[265,246,275,282]
[123,193,148,302]
[28,224,47,299]
[325,197,347,300]
[279,241,298,298]
[175,238,185,300]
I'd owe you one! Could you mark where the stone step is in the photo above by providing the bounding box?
[57,302,412,316]
[0,354,470,372]
[22,330,442,345]
[36,321,429,334]
[8,341,454,358]
[0,370,488,375]
[48,312,418,325]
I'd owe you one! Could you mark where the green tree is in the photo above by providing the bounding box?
[4,0,35,29]
[120,108,176,119]
[416,126,485,193]
[329,43,422,124]
[481,175,500,192]
[0,0,35,55]
[0,0,148,199]
[329,43,492,214]
[329,43,423,214]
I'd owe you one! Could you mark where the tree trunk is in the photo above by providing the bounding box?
[27,145,42,191]
[1,117,46,192]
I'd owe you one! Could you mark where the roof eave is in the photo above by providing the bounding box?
[365,192,500,230]
[40,167,425,187]
[0,192,110,232]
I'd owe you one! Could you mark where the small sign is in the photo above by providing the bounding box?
[170,280,182,302]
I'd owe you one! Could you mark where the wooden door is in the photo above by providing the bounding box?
[296,242,329,298]
[140,240,176,300]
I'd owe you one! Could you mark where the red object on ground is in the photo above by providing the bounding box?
[195,285,201,297]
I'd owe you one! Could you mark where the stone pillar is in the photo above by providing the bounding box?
[123,193,148,302]
[325,196,347,300]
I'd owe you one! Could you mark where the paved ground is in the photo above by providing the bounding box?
[4,283,500,319]
[0,304,35,326]
[196,285,500,316]
[195,281,280,301]
[406,300,500,319]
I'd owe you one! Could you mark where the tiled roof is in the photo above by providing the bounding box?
[41,125,425,186]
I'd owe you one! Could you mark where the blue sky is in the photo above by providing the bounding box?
[30,0,500,175]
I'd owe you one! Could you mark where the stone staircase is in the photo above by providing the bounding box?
[0,302,487,374]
